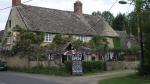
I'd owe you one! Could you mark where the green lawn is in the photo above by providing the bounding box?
[99,75,150,84]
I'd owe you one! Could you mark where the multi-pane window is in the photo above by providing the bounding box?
[44,33,53,42]
[79,35,86,42]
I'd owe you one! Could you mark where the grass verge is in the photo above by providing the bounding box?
[99,75,150,84]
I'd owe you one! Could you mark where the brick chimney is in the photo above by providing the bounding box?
[74,0,83,15]
[12,0,21,7]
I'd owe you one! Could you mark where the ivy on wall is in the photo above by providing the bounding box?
[112,37,122,49]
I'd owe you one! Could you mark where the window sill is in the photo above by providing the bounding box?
[43,41,52,43]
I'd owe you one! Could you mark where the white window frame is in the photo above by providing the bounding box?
[79,35,86,42]
[44,33,53,42]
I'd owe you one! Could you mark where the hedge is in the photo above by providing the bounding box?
[64,61,104,73]
[9,66,70,76]
[82,61,104,73]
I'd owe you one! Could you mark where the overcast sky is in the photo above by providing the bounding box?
[0,0,134,30]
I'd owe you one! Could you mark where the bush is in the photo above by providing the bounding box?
[64,61,72,73]
[82,61,104,73]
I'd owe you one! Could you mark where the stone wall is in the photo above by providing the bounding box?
[6,56,62,68]
[7,55,139,70]
[106,61,139,70]
[7,56,29,68]
[0,55,5,61]
[29,61,48,67]
[29,60,62,67]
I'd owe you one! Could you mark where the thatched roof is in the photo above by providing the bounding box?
[15,4,118,36]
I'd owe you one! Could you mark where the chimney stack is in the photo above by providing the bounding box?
[12,0,21,7]
[74,0,83,15]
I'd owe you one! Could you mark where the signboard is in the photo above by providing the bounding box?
[72,54,83,75]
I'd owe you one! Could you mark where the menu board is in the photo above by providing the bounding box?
[72,54,83,75]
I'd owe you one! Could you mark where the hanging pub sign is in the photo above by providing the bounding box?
[72,53,83,75]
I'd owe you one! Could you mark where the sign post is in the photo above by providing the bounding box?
[72,54,83,75]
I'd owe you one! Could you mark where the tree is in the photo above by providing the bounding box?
[72,39,83,49]
[88,36,109,52]
[101,11,114,26]
[15,32,44,53]
[87,36,109,70]
[52,34,64,45]
[112,13,128,31]
[128,0,149,35]
[10,26,45,60]
[92,11,101,16]
[128,12,138,36]
[6,26,47,66]
[141,0,150,75]
[131,0,150,75]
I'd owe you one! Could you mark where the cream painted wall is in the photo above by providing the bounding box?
[5,7,27,34]
[42,33,115,49]
[72,35,92,42]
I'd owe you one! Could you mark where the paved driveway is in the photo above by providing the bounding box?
[0,70,135,84]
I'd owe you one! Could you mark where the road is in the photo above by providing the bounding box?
[0,70,135,84]
[0,71,61,84]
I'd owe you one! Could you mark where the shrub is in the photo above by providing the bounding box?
[82,61,104,73]
[64,61,72,73]
[138,64,150,76]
